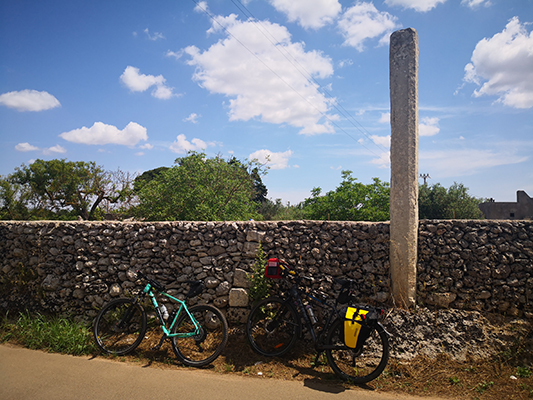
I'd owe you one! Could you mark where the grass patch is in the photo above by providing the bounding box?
[0,311,97,356]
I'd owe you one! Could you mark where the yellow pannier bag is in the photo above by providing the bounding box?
[344,306,369,348]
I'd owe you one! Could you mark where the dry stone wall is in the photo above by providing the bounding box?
[0,220,531,324]
[418,220,533,318]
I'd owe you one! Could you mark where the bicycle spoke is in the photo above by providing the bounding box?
[246,297,299,357]
[171,304,228,367]
[326,320,389,384]
[93,298,146,355]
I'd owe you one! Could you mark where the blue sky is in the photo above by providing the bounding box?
[1,0,532,205]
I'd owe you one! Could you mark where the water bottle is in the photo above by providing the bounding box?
[305,304,317,324]
[160,304,169,320]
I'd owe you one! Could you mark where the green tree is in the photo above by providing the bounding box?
[302,171,390,221]
[133,166,169,193]
[9,159,135,220]
[419,182,485,219]
[257,198,305,220]
[228,157,268,204]
[135,152,266,221]
[0,177,32,220]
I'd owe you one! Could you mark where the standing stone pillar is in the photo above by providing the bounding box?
[389,28,419,308]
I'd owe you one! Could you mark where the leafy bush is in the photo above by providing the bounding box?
[247,243,271,304]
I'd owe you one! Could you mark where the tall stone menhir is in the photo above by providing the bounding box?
[389,28,419,308]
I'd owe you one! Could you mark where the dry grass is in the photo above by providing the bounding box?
[99,326,533,400]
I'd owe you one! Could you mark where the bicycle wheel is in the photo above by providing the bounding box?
[93,298,147,355]
[246,296,300,357]
[325,319,389,384]
[170,304,228,367]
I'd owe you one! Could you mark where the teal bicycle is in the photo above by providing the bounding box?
[93,270,228,367]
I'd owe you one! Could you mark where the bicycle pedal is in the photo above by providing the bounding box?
[151,334,168,351]
[312,353,326,367]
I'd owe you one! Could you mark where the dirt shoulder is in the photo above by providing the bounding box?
[113,308,533,400]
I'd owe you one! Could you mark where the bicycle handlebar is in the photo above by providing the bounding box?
[136,270,205,298]
[136,270,166,292]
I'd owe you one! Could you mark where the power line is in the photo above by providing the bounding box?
[229,0,388,152]
[191,0,389,157]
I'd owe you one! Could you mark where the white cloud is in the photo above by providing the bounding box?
[461,0,491,9]
[120,66,175,99]
[268,0,342,29]
[194,1,209,13]
[0,90,60,112]
[384,0,447,12]
[378,112,390,124]
[249,149,293,170]
[15,142,66,155]
[59,122,148,146]
[184,113,201,123]
[144,28,165,41]
[419,117,440,137]
[370,151,391,168]
[15,143,40,152]
[371,135,391,147]
[420,148,528,177]
[337,2,399,51]
[181,14,336,135]
[463,17,533,109]
[338,59,353,68]
[43,145,67,155]
[151,85,174,100]
[169,134,210,153]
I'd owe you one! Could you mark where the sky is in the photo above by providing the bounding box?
[1,0,532,205]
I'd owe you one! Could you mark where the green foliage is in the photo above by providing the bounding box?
[133,166,169,193]
[449,376,461,385]
[517,367,532,378]
[247,243,271,303]
[5,159,136,221]
[301,171,390,221]
[474,380,494,394]
[135,152,266,221]
[419,182,486,219]
[0,312,97,356]
[228,157,268,204]
[0,177,32,220]
[257,198,306,220]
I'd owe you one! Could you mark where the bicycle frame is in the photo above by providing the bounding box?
[284,282,340,350]
[140,282,201,339]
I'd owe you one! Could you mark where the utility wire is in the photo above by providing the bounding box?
[191,0,389,157]
[229,0,389,153]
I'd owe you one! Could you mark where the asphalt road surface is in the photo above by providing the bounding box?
[0,344,446,400]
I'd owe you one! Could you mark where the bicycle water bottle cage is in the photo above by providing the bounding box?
[187,280,205,298]
[264,258,286,279]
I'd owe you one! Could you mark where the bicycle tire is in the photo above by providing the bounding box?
[171,304,228,367]
[93,298,147,355]
[325,318,389,384]
[246,296,300,357]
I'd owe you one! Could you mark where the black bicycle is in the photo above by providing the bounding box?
[93,270,228,367]
[246,258,390,384]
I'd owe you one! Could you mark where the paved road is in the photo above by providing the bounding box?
[1,344,445,400]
